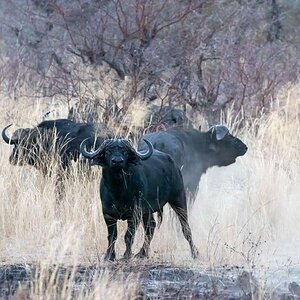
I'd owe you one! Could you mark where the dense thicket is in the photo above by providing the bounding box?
[0,0,299,124]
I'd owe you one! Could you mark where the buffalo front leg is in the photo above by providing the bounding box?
[136,214,156,259]
[104,215,117,261]
[170,204,199,259]
[123,218,140,259]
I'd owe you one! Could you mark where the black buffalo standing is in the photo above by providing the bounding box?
[80,138,198,260]
[2,119,110,199]
[138,125,248,204]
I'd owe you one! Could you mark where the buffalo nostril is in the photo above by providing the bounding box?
[235,142,247,155]
[239,145,248,155]
[111,157,124,164]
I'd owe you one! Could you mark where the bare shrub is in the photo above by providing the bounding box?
[0,1,298,124]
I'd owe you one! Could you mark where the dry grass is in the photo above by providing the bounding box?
[0,84,299,298]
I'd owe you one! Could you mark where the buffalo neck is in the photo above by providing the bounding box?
[194,132,219,171]
[102,166,133,190]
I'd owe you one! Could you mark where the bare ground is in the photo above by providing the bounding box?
[0,262,299,299]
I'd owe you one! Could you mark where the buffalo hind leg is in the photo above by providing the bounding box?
[136,214,156,259]
[123,218,140,259]
[170,203,198,259]
[54,162,69,209]
[104,215,117,261]
[54,173,65,205]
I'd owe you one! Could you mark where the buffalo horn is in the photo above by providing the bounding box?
[136,139,153,160]
[80,138,114,159]
[2,124,15,145]
[80,138,102,159]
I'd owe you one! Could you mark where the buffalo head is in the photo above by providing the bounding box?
[148,105,193,131]
[2,124,41,167]
[80,138,153,169]
[206,125,247,166]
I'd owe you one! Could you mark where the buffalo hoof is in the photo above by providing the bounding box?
[135,249,148,259]
[191,247,199,259]
[122,251,133,260]
[104,251,116,261]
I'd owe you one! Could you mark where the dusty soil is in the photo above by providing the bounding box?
[0,263,298,299]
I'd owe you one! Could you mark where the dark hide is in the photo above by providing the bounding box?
[2,119,110,202]
[138,125,248,204]
[80,138,198,261]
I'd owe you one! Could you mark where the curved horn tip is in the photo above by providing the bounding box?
[80,138,98,159]
[2,124,14,144]
[138,139,154,160]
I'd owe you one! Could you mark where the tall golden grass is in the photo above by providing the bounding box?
[0,84,299,297]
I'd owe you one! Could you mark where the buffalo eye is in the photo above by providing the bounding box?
[208,143,219,152]
[121,151,129,158]
[105,150,112,155]
[223,133,233,141]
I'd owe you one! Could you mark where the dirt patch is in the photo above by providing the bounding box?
[0,263,297,299]
[0,263,298,299]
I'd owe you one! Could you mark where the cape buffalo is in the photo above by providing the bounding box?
[138,125,248,204]
[146,105,193,131]
[80,138,198,261]
[2,119,110,200]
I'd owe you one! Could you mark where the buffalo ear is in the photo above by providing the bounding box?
[128,151,140,165]
[207,125,229,141]
[90,154,107,167]
[12,128,31,142]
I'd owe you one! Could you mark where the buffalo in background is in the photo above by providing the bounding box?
[2,118,111,200]
[80,138,198,261]
[145,105,193,132]
[68,103,193,133]
[139,125,248,204]
[123,104,194,142]
[67,102,193,142]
